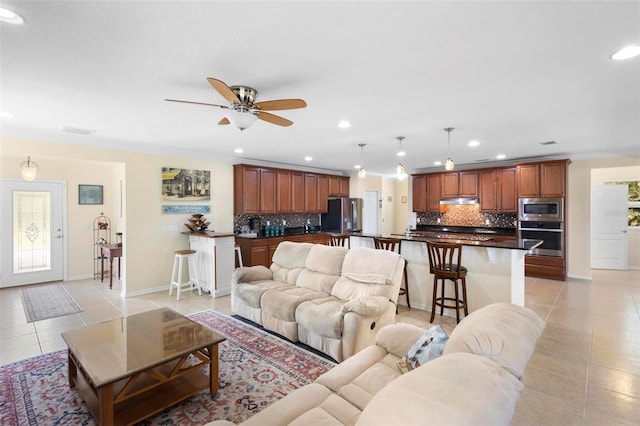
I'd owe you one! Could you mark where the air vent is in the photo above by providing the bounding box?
[61,125,96,135]
[540,140,557,145]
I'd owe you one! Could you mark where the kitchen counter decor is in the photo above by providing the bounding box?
[185,213,210,232]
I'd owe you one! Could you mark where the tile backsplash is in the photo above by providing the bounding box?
[417,205,516,228]
[234,214,320,232]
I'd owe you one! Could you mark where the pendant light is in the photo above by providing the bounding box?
[396,136,407,180]
[357,143,366,178]
[20,156,39,181]
[444,127,455,171]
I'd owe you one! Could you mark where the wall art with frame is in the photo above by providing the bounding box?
[162,167,211,201]
[79,184,103,205]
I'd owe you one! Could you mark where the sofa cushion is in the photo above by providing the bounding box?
[356,352,524,426]
[403,325,448,371]
[262,286,329,322]
[375,322,427,359]
[443,302,545,379]
[270,242,314,284]
[233,281,289,308]
[296,297,344,339]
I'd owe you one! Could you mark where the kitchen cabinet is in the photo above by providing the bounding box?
[276,170,292,213]
[426,174,442,211]
[517,160,567,198]
[479,168,517,212]
[235,233,333,267]
[291,171,304,212]
[328,176,350,197]
[525,255,566,281]
[233,165,276,214]
[317,175,329,213]
[304,173,318,213]
[442,171,478,198]
[412,175,427,212]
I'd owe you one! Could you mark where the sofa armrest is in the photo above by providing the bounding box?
[232,265,273,284]
[375,323,428,359]
[341,296,389,318]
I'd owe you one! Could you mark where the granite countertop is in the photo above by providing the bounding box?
[349,229,541,251]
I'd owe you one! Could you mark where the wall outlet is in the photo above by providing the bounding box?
[283,219,286,226]
[485,219,490,225]
[437,218,441,224]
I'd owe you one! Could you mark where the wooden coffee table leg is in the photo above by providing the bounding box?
[67,350,77,388]
[210,344,219,396]
[99,383,115,426]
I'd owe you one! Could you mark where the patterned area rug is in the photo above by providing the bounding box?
[0,310,336,425]
[20,283,83,322]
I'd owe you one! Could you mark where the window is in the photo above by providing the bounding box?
[604,181,640,227]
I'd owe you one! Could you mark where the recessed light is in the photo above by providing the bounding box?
[304,156,312,162]
[354,164,362,170]
[434,161,442,166]
[337,120,351,129]
[0,111,14,118]
[611,45,640,60]
[0,7,25,24]
[468,140,480,147]
[234,148,244,154]
[496,154,506,160]
[396,151,406,157]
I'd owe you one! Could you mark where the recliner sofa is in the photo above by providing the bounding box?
[231,241,405,362]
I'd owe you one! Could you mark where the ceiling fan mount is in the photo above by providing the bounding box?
[164,78,306,130]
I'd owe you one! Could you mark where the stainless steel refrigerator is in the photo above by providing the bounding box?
[321,198,363,233]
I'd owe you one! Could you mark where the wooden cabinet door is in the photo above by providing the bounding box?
[291,171,305,213]
[498,168,517,212]
[260,168,277,213]
[479,170,497,211]
[250,245,269,267]
[339,177,350,197]
[459,171,478,197]
[412,175,427,212]
[328,176,341,196]
[276,170,292,213]
[427,174,442,211]
[540,162,566,197]
[441,173,459,198]
[235,165,261,215]
[317,175,329,213]
[304,173,318,212]
[517,164,540,198]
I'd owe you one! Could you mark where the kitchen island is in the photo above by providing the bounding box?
[349,230,541,317]
[182,231,236,297]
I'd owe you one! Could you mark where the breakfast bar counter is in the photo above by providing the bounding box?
[182,231,236,297]
[348,231,541,316]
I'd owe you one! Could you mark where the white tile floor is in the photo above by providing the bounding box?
[1,269,638,425]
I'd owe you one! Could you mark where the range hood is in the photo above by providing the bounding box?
[439,197,479,205]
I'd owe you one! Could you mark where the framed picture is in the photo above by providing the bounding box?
[162,167,211,201]
[79,185,103,205]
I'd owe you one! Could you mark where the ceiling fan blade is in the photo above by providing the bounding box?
[257,111,293,127]
[164,99,228,109]
[254,99,307,111]
[207,78,241,104]
[218,117,230,125]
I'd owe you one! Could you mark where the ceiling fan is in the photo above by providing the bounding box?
[165,78,307,131]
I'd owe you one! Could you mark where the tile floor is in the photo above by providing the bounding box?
[1,269,638,425]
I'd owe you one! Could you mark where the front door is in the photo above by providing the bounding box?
[591,184,628,270]
[0,179,65,287]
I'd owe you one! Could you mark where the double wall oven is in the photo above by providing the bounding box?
[518,197,564,257]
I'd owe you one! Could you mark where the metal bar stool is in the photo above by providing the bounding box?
[373,237,410,310]
[169,249,201,300]
[330,235,350,248]
[425,240,468,323]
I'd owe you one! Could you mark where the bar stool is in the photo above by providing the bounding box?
[235,244,244,267]
[169,249,201,300]
[373,237,410,311]
[426,241,468,323]
[330,235,350,248]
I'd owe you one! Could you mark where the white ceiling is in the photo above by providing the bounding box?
[1,1,639,177]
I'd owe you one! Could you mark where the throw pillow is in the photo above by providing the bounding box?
[400,325,449,372]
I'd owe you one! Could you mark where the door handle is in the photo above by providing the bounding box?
[622,230,628,233]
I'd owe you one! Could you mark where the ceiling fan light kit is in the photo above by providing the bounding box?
[166,77,306,131]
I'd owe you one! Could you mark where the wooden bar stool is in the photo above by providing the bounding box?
[330,235,350,248]
[169,249,201,300]
[373,237,410,310]
[426,241,468,323]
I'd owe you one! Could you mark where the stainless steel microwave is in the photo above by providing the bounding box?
[518,197,564,222]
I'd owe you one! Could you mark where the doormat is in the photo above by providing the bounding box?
[20,283,83,322]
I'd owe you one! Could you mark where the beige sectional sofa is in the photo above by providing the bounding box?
[231,241,405,362]
[208,302,545,426]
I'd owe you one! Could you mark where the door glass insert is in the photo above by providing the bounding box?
[13,190,51,273]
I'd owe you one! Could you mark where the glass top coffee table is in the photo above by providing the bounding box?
[61,307,225,426]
